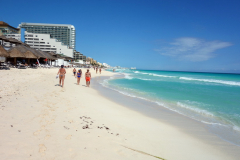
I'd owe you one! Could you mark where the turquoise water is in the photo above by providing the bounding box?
[103,69,240,145]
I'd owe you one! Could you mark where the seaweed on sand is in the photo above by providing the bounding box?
[122,145,166,160]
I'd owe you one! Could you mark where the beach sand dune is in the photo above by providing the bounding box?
[0,68,238,159]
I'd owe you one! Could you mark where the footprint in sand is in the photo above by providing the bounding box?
[45,134,51,140]
[41,125,45,130]
[66,135,72,140]
[68,120,74,123]
[39,144,47,156]
[34,130,41,136]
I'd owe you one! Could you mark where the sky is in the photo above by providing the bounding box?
[1,0,240,73]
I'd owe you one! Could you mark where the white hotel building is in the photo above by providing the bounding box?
[19,23,76,57]
[24,31,73,57]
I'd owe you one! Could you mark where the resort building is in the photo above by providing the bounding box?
[86,57,99,66]
[73,50,86,62]
[92,59,97,65]
[0,21,21,36]
[97,62,102,66]
[19,23,76,49]
[86,57,94,64]
[0,21,21,47]
[24,31,73,58]
[103,63,110,68]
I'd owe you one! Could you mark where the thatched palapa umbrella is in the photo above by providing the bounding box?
[26,47,44,59]
[48,52,57,56]
[55,54,74,61]
[7,45,26,58]
[7,45,26,65]
[0,35,8,41]
[45,52,57,60]
[0,45,9,57]
[33,49,48,59]
[7,38,21,44]
[11,45,38,58]
[36,50,56,60]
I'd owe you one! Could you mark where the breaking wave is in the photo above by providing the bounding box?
[179,77,240,86]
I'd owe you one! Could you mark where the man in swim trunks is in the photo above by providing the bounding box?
[57,65,66,87]
[99,68,101,74]
[96,67,98,74]
[73,68,76,76]
[85,69,91,87]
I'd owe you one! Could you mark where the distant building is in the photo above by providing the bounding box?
[86,57,98,65]
[86,57,93,64]
[97,62,102,66]
[92,59,97,65]
[103,63,110,68]
[19,22,76,49]
[0,21,20,36]
[0,21,21,46]
[73,50,86,62]
[24,31,73,57]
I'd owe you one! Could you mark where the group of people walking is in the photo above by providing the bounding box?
[94,67,101,74]
[57,65,91,87]
[72,68,91,87]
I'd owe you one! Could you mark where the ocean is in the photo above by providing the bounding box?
[102,69,240,146]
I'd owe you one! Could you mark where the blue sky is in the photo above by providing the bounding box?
[2,0,240,73]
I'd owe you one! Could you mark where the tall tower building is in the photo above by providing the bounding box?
[19,23,76,49]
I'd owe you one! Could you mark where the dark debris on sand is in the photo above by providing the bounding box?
[79,116,120,136]
[64,126,70,130]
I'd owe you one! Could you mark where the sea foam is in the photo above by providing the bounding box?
[179,77,240,86]
[124,73,134,79]
[177,102,214,117]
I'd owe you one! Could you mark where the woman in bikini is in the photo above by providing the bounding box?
[57,65,66,87]
[75,69,82,85]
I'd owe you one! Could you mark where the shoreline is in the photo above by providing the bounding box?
[100,70,240,146]
[0,68,239,159]
[92,74,240,156]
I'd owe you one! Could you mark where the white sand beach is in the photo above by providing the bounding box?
[0,68,239,160]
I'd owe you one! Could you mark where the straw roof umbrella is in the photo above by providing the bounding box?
[44,52,57,60]
[7,46,26,58]
[21,46,38,59]
[64,56,74,61]
[26,47,44,59]
[35,49,50,59]
[8,45,38,58]
[0,35,8,41]
[55,54,74,61]
[35,50,56,60]
[7,38,21,44]
[0,45,9,57]
[0,37,22,45]
[48,52,57,56]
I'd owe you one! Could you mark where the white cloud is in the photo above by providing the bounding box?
[154,37,232,61]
